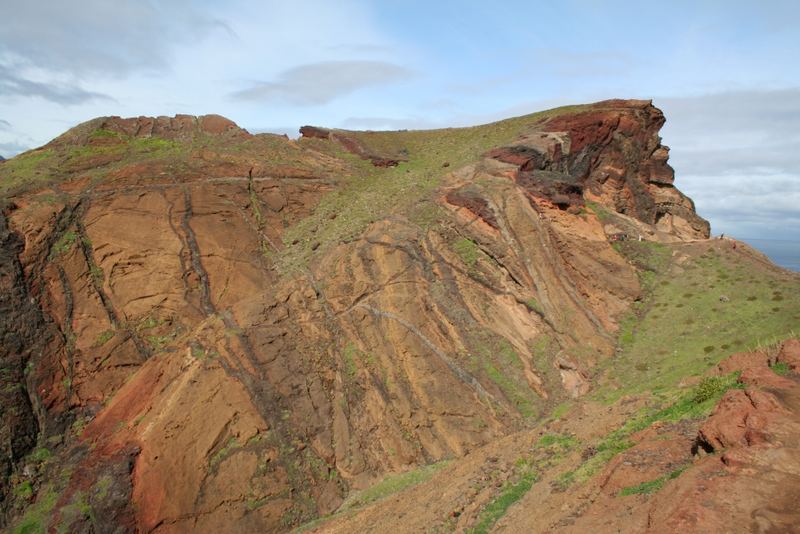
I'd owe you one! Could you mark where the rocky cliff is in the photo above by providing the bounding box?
[0,100,797,533]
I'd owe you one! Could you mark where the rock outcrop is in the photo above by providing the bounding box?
[0,101,728,532]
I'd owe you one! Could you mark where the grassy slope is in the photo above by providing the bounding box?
[273,104,593,273]
[599,239,800,403]
[0,125,320,198]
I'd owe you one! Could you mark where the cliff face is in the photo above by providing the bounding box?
[0,100,724,531]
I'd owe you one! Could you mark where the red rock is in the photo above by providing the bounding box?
[444,190,499,230]
[777,338,800,370]
[697,388,786,450]
[716,350,767,374]
[299,125,331,139]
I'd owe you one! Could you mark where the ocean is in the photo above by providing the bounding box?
[741,238,800,272]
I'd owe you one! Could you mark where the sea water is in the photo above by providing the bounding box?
[741,238,800,272]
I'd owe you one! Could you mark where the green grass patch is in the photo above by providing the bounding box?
[89,128,123,140]
[772,362,790,376]
[58,490,95,529]
[93,329,115,348]
[453,237,481,269]
[549,401,572,420]
[341,343,360,378]
[49,231,78,259]
[535,433,579,452]
[600,244,800,402]
[209,437,241,468]
[340,461,450,511]
[89,263,104,284]
[468,335,539,419]
[586,201,613,222]
[561,372,742,488]
[618,466,687,496]
[468,471,537,534]
[28,447,52,464]
[0,149,57,195]
[13,480,34,500]
[129,136,181,155]
[525,298,542,314]
[11,485,59,534]
[693,373,742,403]
[275,102,593,274]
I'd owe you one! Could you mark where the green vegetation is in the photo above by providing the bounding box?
[693,374,742,403]
[58,490,95,529]
[560,372,743,488]
[618,467,687,496]
[341,343,360,378]
[64,142,126,170]
[586,201,613,222]
[93,329,115,348]
[13,480,34,500]
[49,231,78,259]
[89,128,123,140]
[28,447,52,464]
[275,103,592,274]
[600,244,800,402]
[772,362,790,376]
[339,461,450,512]
[468,335,539,419]
[94,475,113,500]
[89,263,104,284]
[209,437,241,467]
[145,334,175,352]
[535,433,579,451]
[549,401,572,420]
[468,471,537,534]
[470,435,579,532]
[130,136,181,155]
[525,298,542,315]
[11,485,59,534]
[453,237,481,269]
[0,149,56,195]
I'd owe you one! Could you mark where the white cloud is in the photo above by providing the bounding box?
[657,89,800,239]
[230,61,413,106]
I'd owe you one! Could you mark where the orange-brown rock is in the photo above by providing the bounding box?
[0,102,726,532]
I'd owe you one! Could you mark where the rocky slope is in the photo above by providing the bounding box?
[0,100,797,533]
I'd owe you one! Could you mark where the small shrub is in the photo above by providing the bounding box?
[772,362,790,376]
[693,374,741,404]
[49,231,78,258]
[29,447,51,464]
[13,481,33,500]
[525,298,542,314]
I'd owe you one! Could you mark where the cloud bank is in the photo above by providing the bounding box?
[230,61,413,106]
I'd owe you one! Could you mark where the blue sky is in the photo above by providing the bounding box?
[1,0,799,240]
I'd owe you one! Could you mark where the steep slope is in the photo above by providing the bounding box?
[0,100,795,533]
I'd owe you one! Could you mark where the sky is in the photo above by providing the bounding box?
[1,0,799,241]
